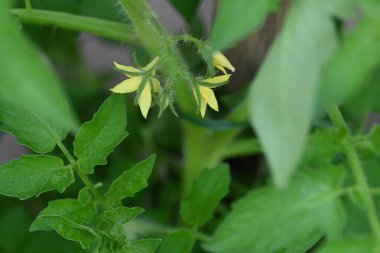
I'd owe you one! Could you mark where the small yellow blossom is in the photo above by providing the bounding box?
[213,51,235,74]
[195,74,231,117]
[111,57,161,119]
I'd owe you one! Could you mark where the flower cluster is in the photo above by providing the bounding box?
[110,51,235,118]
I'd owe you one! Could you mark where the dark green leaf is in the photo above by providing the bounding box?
[73,94,128,174]
[211,0,280,50]
[0,98,67,153]
[169,0,201,22]
[204,169,345,253]
[0,155,74,199]
[30,199,98,249]
[317,238,379,253]
[180,164,230,227]
[249,0,345,187]
[81,0,125,22]
[159,230,194,253]
[121,239,161,253]
[105,155,156,206]
[0,5,77,132]
[320,16,380,107]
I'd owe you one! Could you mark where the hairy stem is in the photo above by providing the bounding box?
[57,141,109,208]
[11,9,139,45]
[328,105,380,239]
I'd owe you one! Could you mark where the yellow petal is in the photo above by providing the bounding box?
[114,62,141,76]
[214,63,227,74]
[143,57,159,71]
[202,74,231,85]
[152,78,162,93]
[110,77,141,93]
[213,51,235,72]
[138,83,152,119]
[200,86,219,112]
[200,97,207,118]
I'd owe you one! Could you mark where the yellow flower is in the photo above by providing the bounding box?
[213,51,235,74]
[195,74,231,117]
[110,57,161,119]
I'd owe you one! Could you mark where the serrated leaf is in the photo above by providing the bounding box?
[211,0,280,50]
[317,238,379,253]
[180,164,230,227]
[204,169,345,253]
[105,155,156,206]
[0,155,74,199]
[0,5,77,132]
[249,0,345,187]
[0,98,68,153]
[30,199,98,249]
[159,230,194,253]
[74,94,128,174]
[121,239,161,253]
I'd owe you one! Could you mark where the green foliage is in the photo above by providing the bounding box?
[105,155,156,206]
[30,199,98,249]
[204,168,345,253]
[159,230,194,253]
[0,155,74,199]
[211,0,280,50]
[0,3,77,132]
[169,0,202,22]
[74,94,128,174]
[121,239,161,253]
[320,16,380,107]
[180,164,230,228]
[317,238,379,253]
[249,0,348,188]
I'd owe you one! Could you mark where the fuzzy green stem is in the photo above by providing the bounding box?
[57,141,109,208]
[11,9,139,45]
[24,0,32,9]
[328,105,380,239]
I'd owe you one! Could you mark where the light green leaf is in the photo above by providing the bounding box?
[105,155,156,206]
[159,230,194,253]
[211,0,280,50]
[0,155,74,199]
[30,199,98,249]
[74,94,128,174]
[320,16,380,107]
[204,169,345,253]
[180,164,230,227]
[0,98,67,153]
[0,5,77,132]
[249,0,344,187]
[317,238,379,253]
[122,239,161,253]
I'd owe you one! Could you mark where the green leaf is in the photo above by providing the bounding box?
[105,155,156,206]
[169,0,201,22]
[122,239,161,253]
[98,206,144,234]
[317,238,379,253]
[204,169,345,253]
[0,98,67,153]
[74,94,128,174]
[249,0,345,187]
[30,199,98,249]
[180,164,230,227]
[0,5,77,132]
[159,230,194,253]
[0,155,74,199]
[211,0,280,50]
[320,16,380,107]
